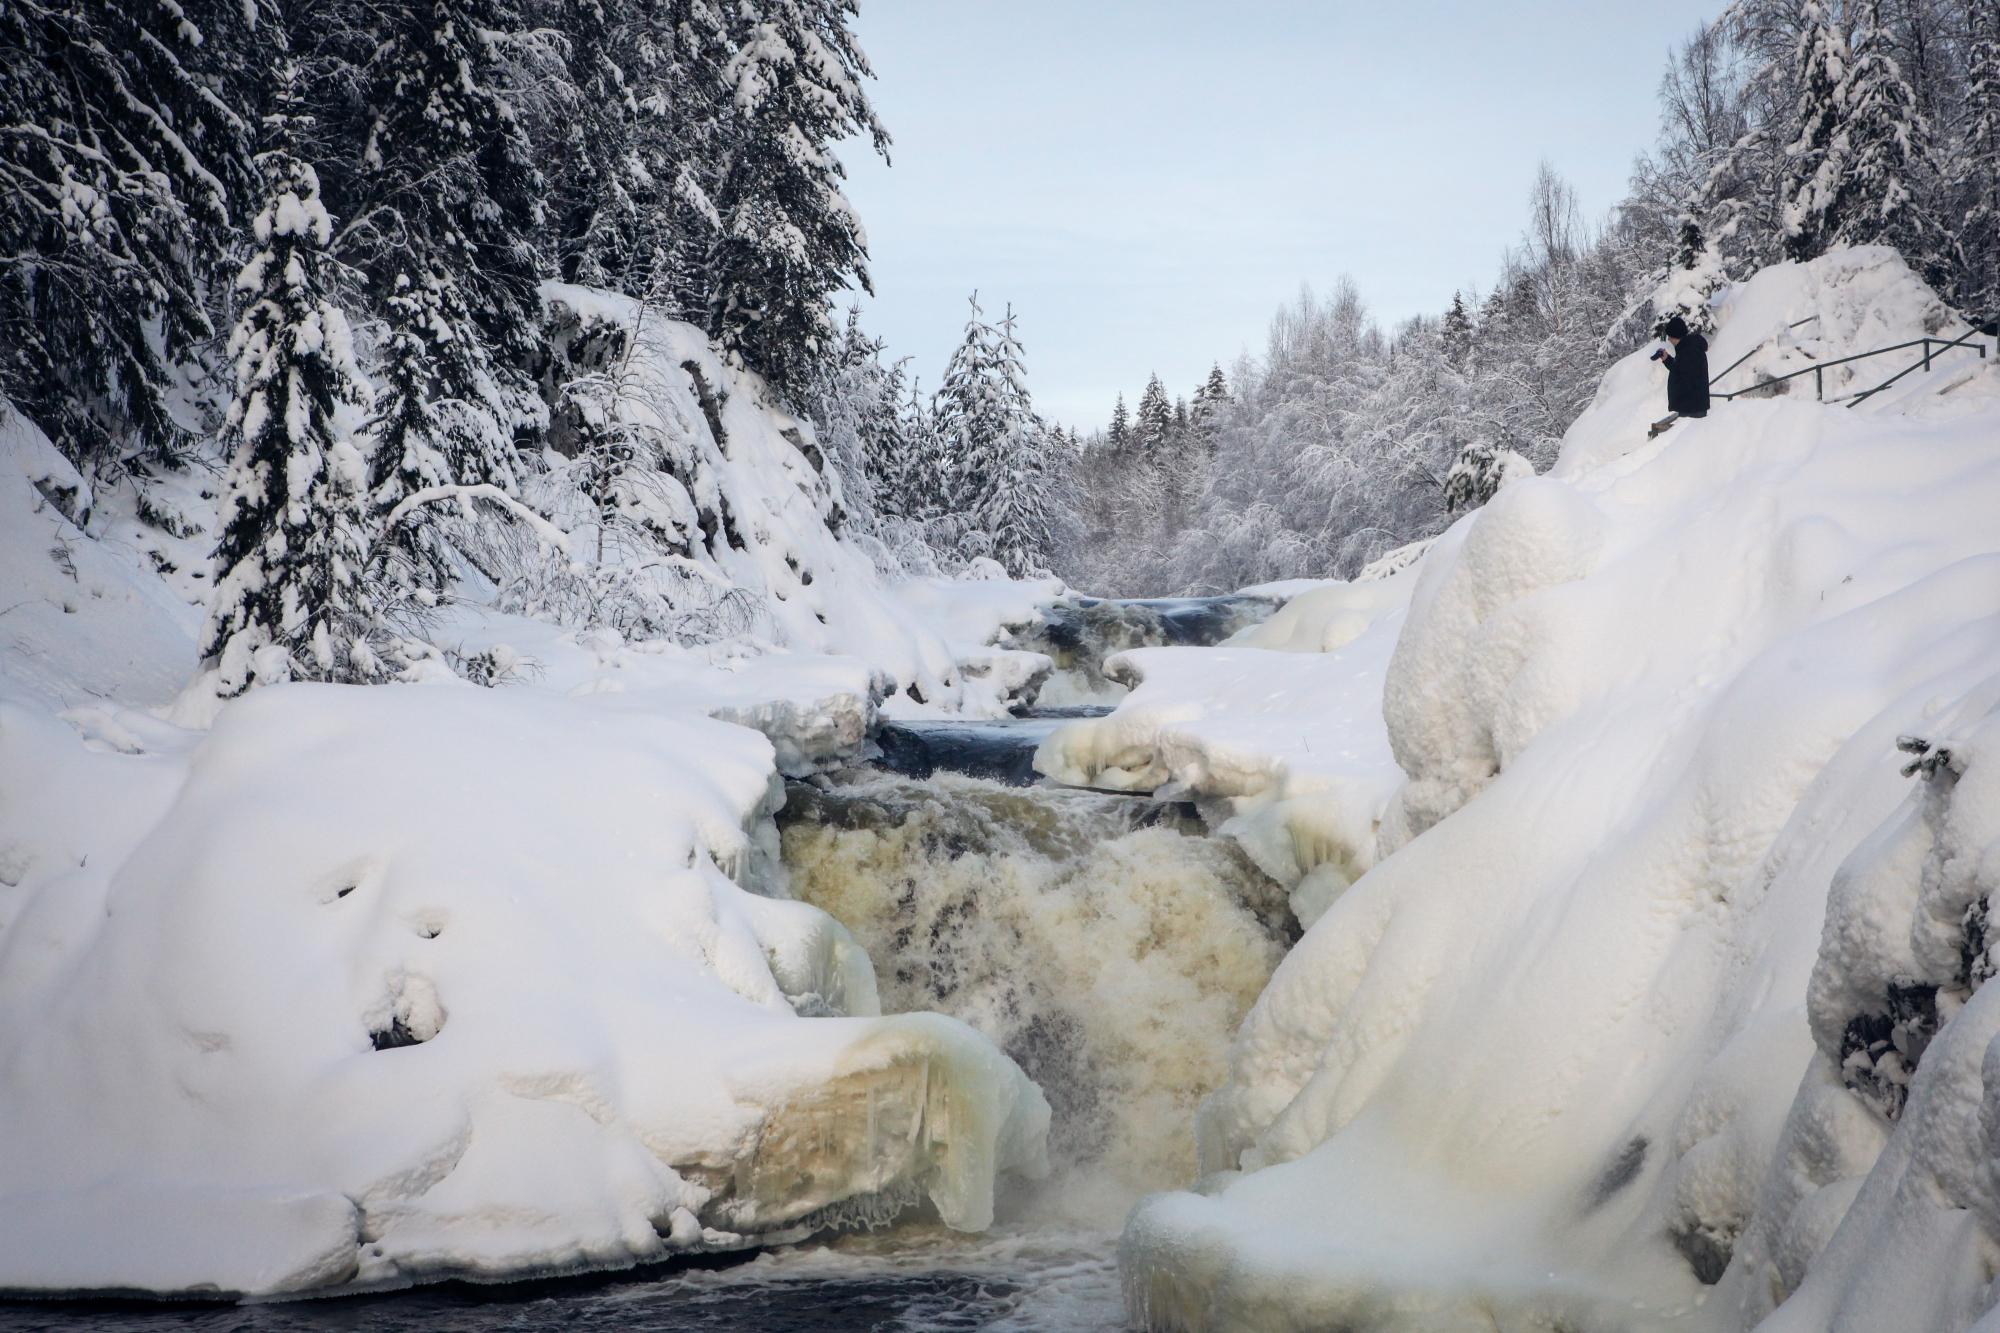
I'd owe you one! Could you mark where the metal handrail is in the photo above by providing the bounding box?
[1843,323,1994,408]
[1707,316,1820,389]
[1709,329,1990,403]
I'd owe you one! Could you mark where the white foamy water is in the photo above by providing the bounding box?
[778,770,1292,1226]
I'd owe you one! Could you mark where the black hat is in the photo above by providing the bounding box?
[1660,315,1690,340]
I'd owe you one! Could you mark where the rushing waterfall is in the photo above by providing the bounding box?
[777,768,1293,1223]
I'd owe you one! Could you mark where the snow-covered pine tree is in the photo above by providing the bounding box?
[1654,216,1729,334]
[1781,0,1852,261]
[0,0,256,467]
[1956,0,2000,316]
[1135,374,1173,453]
[203,60,383,695]
[706,0,888,397]
[1828,1,1953,283]
[931,296,1053,573]
[349,0,547,490]
[1107,393,1132,452]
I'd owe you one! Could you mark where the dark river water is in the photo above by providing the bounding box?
[0,1214,1126,1331]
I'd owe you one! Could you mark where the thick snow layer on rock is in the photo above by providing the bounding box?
[0,684,1048,1298]
[1034,574,1411,928]
[1120,249,2000,1329]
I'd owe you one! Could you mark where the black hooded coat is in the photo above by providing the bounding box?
[1663,331,1710,416]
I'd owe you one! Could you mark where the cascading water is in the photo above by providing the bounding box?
[778,771,1292,1216]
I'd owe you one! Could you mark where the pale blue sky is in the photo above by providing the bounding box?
[837,1,1725,429]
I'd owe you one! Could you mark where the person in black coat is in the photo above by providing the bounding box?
[1655,314,1710,418]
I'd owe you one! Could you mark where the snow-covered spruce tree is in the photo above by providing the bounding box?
[1948,0,1999,316]
[1654,216,1729,335]
[896,374,947,522]
[1826,1,1954,283]
[1193,363,1232,425]
[1687,2,1801,274]
[364,272,457,602]
[1107,393,1132,452]
[202,66,384,695]
[0,0,256,467]
[543,0,729,311]
[1781,0,1852,261]
[345,0,548,490]
[798,304,899,528]
[1134,374,1173,454]
[706,0,888,397]
[931,296,1054,574]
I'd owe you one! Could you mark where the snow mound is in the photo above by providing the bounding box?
[1033,573,1412,929]
[1119,248,2000,1328]
[0,684,1048,1298]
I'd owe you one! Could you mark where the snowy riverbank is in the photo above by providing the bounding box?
[1092,249,2000,1329]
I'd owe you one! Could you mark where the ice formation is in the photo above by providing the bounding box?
[1110,249,2000,1329]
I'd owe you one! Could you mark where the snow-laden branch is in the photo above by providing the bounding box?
[385,485,573,555]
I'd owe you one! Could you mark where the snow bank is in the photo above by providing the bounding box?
[0,682,1048,1298]
[1119,248,2000,1329]
[1034,574,1411,928]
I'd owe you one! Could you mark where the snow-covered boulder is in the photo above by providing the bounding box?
[1119,248,2000,1329]
[0,683,1048,1298]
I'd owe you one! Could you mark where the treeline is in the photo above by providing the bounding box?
[1058,0,2000,595]
[2,0,884,691]
[802,294,1072,580]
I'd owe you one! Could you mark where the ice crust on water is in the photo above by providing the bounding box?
[1111,250,2000,1329]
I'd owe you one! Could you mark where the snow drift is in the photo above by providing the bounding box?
[1106,248,2000,1329]
[0,683,1049,1298]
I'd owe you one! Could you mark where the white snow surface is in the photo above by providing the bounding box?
[0,684,1049,1297]
[1106,249,2000,1330]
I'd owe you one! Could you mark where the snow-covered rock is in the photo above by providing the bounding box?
[0,682,1049,1298]
[1117,248,2000,1329]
